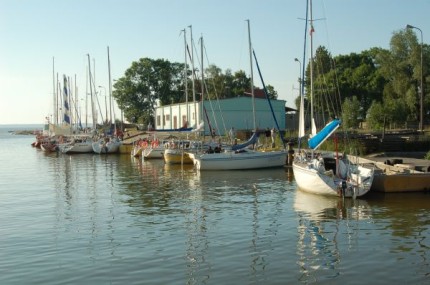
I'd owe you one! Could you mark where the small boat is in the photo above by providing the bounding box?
[163,140,202,165]
[163,148,194,164]
[142,139,166,159]
[92,137,121,154]
[188,147,287,171]
[59,136,94,154]
[40,139,59,152]
[131,139,147,158]
[293,151,374,198]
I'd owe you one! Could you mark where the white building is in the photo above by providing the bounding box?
[154,95,286,136]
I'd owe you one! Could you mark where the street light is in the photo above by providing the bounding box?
[295,58,304,141]
[406,24,424,132]
[294,58,302,97]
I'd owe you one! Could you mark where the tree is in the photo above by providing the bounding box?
[265,85,278,100]
[341,96,361,129]
[377,29,422,124]
[366,100,385,130]
[112,58,184,125]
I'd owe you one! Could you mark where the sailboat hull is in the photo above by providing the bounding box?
[92,139,121,154]
[143,146,165,159]
[292,158,374,198]
[189,150,287,170]
[60,141,94,154]
[163,149,193,164]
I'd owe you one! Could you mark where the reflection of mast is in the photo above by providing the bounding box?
[184,176,209,283]
[295,190,343,281]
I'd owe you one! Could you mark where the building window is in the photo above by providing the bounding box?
[156,115,161,126]
[165,114,170,122]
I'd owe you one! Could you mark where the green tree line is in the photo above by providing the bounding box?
[112,58,277,125]
[297,28,429,131]
[113,29,429,130]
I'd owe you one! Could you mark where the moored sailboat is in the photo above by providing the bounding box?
[292,0,374,198]
[188,20,287,170]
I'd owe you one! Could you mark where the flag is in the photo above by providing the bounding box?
[309,25,315,35]
[63,75,70,124]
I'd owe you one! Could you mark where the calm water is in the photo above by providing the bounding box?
[1,125,429,284]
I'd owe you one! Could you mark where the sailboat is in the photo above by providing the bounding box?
[92,47,122,154]
[292,0,374,198]
[188,20,287,170]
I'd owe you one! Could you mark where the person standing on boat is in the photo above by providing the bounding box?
[271,128,276,148]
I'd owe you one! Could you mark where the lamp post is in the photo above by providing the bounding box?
[406,24,424,132]
[294,58,302,98]
[295,57,305,143]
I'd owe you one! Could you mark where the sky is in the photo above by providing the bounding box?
[0,0,429,125]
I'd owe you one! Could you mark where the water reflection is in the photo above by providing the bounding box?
[43,151,430,284]
[294,189,372,283]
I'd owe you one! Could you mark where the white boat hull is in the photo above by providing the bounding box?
[163,148,193,164]
[92,139,121,154]
[60,141,94,154]
[143,146,165,159]
[188,150,287,170]
[292,157,374,198]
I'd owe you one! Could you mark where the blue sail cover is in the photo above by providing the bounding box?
[231,132,259,151]
[308,119,341,150]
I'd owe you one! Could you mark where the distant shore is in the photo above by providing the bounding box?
[11,130,40,135]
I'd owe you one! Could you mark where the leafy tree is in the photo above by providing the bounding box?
[376,29,422,124]
[231,70,251,97]
[265,85,278,100]
[112,58,184,125]
[341,96,361,129]
[366,100,385,130]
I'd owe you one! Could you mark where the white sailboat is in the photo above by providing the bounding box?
[92,47,122,154]
[292,0,374,198]
[188,21,287,170]
[59,135,94,154]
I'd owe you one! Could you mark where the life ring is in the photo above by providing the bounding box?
[152,140,159,148]
[142,141,148,148]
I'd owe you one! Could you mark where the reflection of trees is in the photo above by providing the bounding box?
[367,192,430,243]
[121,158,200,217]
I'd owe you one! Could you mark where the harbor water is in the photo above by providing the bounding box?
[1,125,429,284]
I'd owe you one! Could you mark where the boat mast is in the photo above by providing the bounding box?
[108,46,113,126]
[52,57,56,125]
[87,54,96,129]
[189,25,197,128]
[247,19,256,132]
[200,34,207,136]
[309,0,316,137]
[183,29,189,126]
